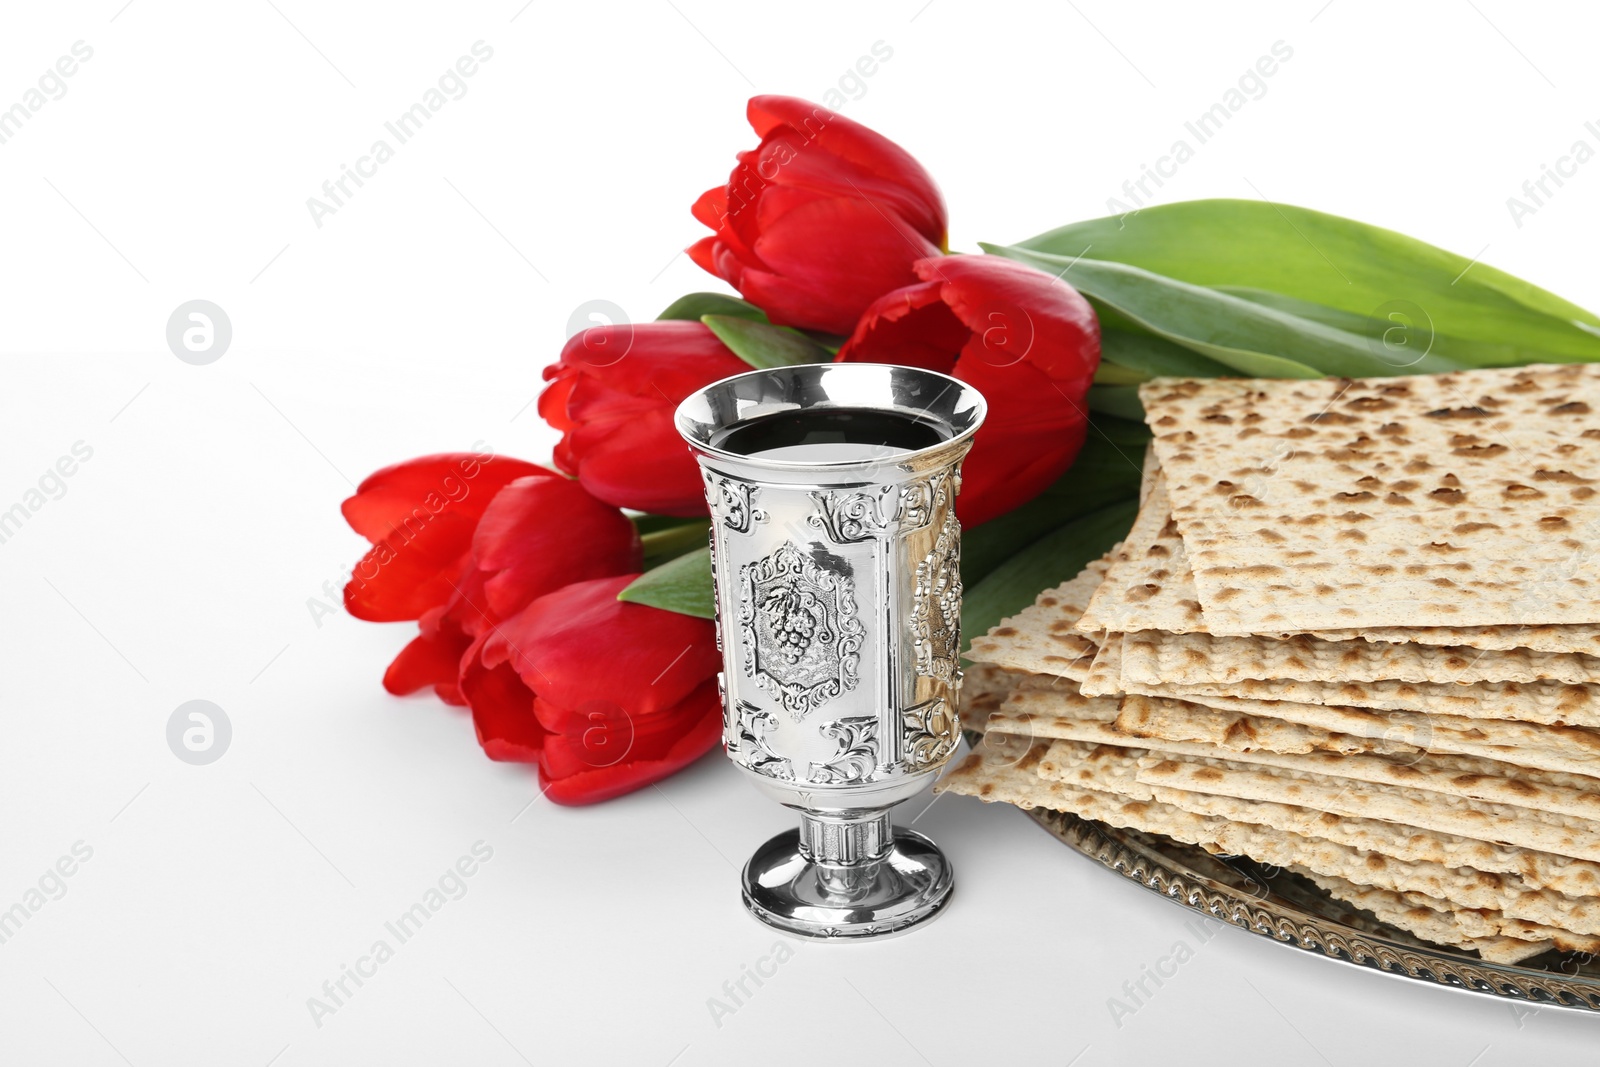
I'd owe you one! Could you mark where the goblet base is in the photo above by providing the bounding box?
[740,825,954,940]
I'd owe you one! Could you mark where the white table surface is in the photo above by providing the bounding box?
[5,1,1598,1063]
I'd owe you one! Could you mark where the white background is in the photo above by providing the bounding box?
[3,1,1598,1063]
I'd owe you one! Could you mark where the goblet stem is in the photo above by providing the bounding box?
[797,811,894,865]
[798,811,894,903]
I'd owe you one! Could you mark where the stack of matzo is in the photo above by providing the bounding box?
[944,365,1600,965]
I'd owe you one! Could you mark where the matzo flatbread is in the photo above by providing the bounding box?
[992,694,1600,857]
[1141,365,1600,632]
[1079,631,1127,698]
[992,694,1600,825]
[1146,784,1600,899]
[1119,627,1600,686]
[1080,473,1600,654]
[966,555,1113,677]
[1076,473,1201,635]
[1033,740,1600,936]
[1113,693,1422,759]
[981,683,1123,740]
[936,737,1124,811]
[1111,673,1600,729]
[1116,693,1600,779]
[1136,752,1600,864]
[1291,867,1600,950]
[944,737,1600,940]
[959,663,1024,731]
[939,736,1586,961]
[959,663,1080,734]
[1138,440,1160,506]
[1004,681,1600,895]
[1297,871,1557,964]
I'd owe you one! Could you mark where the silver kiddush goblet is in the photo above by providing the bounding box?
[675,362,986,940]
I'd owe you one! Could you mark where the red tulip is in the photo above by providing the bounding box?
[459,650,545,763]
[380,564,489,706]
[481,575,724,805]
[689,95,947,335]
[341,451,545,623]
[342,459,643,705]
[539,320,749,517]
[471,474,643,620]
[342,457,720,803]
[837,255,1101,527]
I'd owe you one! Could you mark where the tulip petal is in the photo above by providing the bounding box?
[376,557,497,704]
[927,255,1100,383]
[831,276,963,373]
[344,519,476,623]
[382,617,468,700]
[692,95,948,334]
[537,366,578,433]
[738,199,940,336]
[472,475,643,619]
[489,575,722,716]
[460,647,543,763]
[342,455,551,622]
[570,409,709,517]
[686,235,721,279]
[439,557,496,639]
[745,95,945,242]
[539,322,748,516]
[539,681,723,805]
[690,186,729,230]
[340,453,539,541]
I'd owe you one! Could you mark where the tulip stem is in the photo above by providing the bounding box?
[639,519,712,562]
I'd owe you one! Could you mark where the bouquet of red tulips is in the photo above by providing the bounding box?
[342,95,1600,804]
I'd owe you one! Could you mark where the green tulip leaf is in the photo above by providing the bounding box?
[962,500,1139,656]
[1217,287,1532,369]
[631,513,695,535]
[1013,199,1600,365]
[1217,286,1416,333]
[1089,411,1154,447]
[618,546,715,619]
[1086,384,1146,422]
[987,245,1440,379]
[802,330,849,354]
[636,518,711,568]
[657,292,768,323]
[702,315,835,370]
[1099,327,1234,382]
[1092,361,1148,386]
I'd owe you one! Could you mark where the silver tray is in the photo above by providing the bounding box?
[1029,808,1600,1012]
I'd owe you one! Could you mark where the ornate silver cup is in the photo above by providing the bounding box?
[676,363,986,939]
